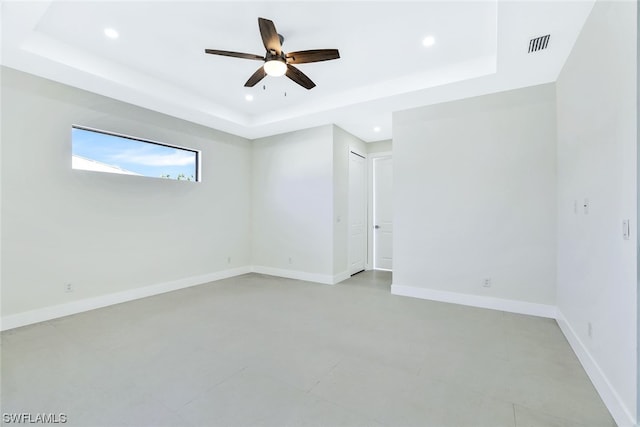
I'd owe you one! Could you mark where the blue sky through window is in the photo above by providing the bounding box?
[72,127,197,180]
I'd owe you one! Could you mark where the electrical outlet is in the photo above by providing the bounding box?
[482,278,491,288]
[227,256,231,264]
[588,322,592,339]
[64,283,74,293]
[288,257,293,265]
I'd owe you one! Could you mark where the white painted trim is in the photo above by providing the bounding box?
[0,266,251,331]
[251,266,335,285]
[389,284,636,426]
[390,284,557,318]
[369,152,393,271]
[367,152,392,270]
[556,311,637,427]
[367,155,375,271]
[333,271,351,284]
[368,151,392,158]
[348,147,369,276]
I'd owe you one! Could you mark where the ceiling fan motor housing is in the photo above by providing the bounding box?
[265,50,286,62]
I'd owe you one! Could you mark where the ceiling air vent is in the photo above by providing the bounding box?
[528,34,550,53]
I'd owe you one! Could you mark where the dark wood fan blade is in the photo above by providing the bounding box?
[204,49,264,61]
[285,64,316,90]
[286,49,340,64]
[258,17,281,54]
[244,66,267,87]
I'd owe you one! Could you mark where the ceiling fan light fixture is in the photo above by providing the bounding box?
[264,60,287,77]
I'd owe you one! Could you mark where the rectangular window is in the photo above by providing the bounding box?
[72,126,199,181]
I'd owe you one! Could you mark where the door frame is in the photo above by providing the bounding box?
[367,151,392,271]
[348,148,368,274]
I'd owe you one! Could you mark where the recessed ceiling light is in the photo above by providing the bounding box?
[422,36,435,47]
[373,126,381,132]
[104,28,119,39]
[245,94,254,102]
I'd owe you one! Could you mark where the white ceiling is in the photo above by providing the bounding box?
[1,0,594,142]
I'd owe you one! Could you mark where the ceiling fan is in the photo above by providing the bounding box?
[205,17,340,90]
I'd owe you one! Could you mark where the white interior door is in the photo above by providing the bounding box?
[374,156,393,270]
[349,151,367,275]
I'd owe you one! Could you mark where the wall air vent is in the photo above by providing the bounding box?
[528,34,550,53]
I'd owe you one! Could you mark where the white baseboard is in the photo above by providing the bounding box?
[556,311,637,427]
[2,266,343,330]
[251,266,336,285]
[0,266,251,331]
[390,284,557,318]
[390,284,635,426]
[3,269,635,427]
[333,271,351,284]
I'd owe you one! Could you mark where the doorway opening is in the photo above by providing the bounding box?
[348,150,367,275]
[371,154,393,271]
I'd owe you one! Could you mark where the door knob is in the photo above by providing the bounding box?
[374,225,380,229]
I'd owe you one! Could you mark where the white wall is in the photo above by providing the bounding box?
[392,84,557,313]
[366,139,392,154]
[556,1,638,425]
[252,125,367,284]
[333,125,367,278]
[1,69,371,326]
[251,125,335,282]
[1,67,252,320]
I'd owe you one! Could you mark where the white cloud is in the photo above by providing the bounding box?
[111,149,195,167]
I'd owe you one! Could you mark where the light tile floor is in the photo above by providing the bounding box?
[1,271,615,427]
